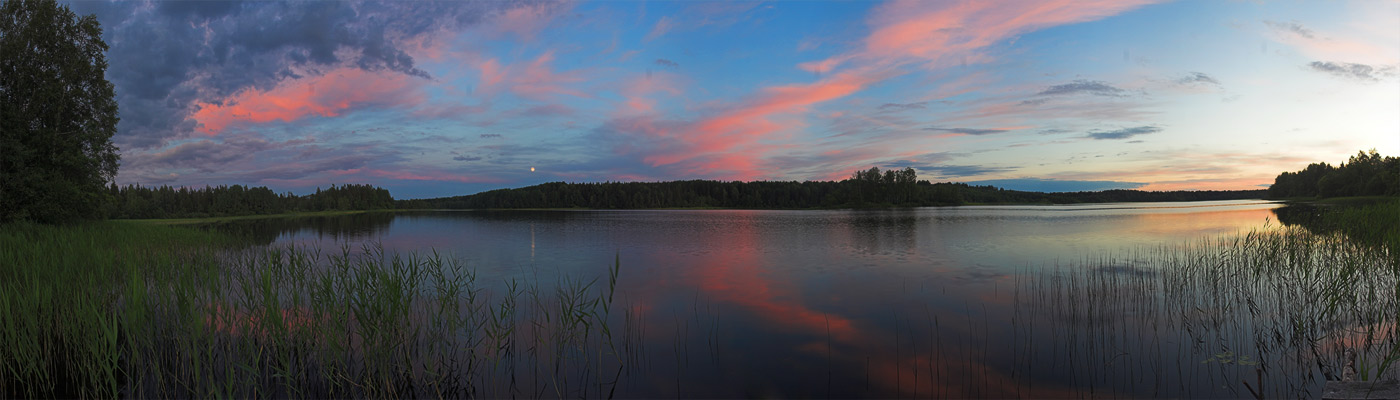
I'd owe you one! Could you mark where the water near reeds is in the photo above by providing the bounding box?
[5,200,1396,397]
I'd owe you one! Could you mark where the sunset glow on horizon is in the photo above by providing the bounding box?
[71,0,1400,198]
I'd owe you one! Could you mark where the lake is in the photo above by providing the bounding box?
[214,200,1393,398]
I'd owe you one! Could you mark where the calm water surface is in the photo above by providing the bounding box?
[226,200,1316,397]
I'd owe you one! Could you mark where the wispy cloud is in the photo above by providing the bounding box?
[1176,72,1221,86]
[799,0,1159,73]
[877,102,928,112]
[475,51,589,101]
[919,164,1016,179]
[1034,80,1128,97]
[1308,61,1396,81]
[627,70,888,180]
[1085,126,1161,140]
[1263,20,1315,39]
[926,127,1011,136]
[654,58,680,69]
[644,16,676,42]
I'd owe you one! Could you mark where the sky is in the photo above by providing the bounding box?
[65,0,1400,198]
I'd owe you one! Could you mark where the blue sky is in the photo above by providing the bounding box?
[67,0,1400,198]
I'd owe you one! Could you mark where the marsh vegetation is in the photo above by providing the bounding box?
[0,223,635,398]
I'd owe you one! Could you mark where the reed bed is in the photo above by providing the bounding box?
[0,222,635,398]
[1010,223,1398,398]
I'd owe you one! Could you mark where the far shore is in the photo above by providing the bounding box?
[112,196,1400,223]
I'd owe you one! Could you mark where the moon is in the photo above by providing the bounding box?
[530,167,535,172]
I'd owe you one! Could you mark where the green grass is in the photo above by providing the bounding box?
[0,221,632,398]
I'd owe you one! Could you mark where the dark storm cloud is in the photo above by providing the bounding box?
[157,1,242,20]
[926,127,1009,136]
[1086,126,1161,140]
[61,0,516,149]
[1308,61,1396,81]
[1263,20,1315,39]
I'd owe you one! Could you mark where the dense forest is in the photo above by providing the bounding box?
[1268,150,1400,198]
[398,167,1266,210]
[107,184,394,219]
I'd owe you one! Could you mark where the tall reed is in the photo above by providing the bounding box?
[1012,223,1397,397]
[0,222,633,398]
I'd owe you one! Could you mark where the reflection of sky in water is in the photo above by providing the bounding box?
[249,200,1296,397]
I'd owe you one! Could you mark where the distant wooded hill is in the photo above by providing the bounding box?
[397,167,1266,210]
[108,183,393,219]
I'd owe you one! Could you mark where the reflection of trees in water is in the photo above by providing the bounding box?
[846,209,918,255]
[207,210,590,246]
[208,212,396,245]
[1272,204,1327,231]
[397,210,588,224]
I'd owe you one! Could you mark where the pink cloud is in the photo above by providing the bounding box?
[1265,20,1400,65]
[619,74,682,115]
[478,58,506,87]
[191,68,424,135]
[476,51,589,101]
[490,2,571,41]
[607,1,1157,182]
[638,70,886,179]
[644,16,675,42]
[804,0,1158,72]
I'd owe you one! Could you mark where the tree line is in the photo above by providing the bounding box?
[1267,150,1400,199]
[107,184,394,219]
[398,167,1266,210]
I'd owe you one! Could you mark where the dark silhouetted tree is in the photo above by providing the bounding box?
[0,0,119,223]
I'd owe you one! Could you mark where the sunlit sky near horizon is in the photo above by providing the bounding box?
[67,0,1400,199]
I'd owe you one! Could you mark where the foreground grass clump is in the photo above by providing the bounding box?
[1016,223,1398,398]
[0,222,633,398]
[0,222,234,397]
